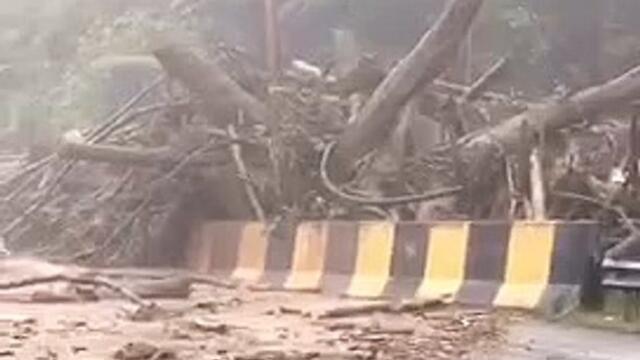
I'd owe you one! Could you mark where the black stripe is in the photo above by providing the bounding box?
[263,220,297,286]
[549,222,600,285]
[456,222,510,305]
[384,222,429,298]
[321,221,359,295]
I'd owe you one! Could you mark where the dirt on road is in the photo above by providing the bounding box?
[0,284,513,360]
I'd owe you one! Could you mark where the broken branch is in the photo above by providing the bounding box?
[229,120,266,221]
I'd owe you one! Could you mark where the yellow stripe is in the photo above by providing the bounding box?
[494,222,556,308]
[232,222,268,281]
[284,222,328,291]
[346,222,395,298]
[417,222,469,300]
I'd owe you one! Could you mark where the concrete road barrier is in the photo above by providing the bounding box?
[181,221,599,310]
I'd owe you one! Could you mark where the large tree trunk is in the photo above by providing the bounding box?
[153,46,276,129]
[329,0,485,182]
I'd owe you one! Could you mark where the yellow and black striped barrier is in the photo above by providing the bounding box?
[184,221,599,310]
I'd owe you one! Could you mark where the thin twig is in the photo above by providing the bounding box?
[0,274,152,307]
[462,57,508,102]
[86,76,165,142]
[105,200,151,264]
[433,79,517,104]
[228,116,265,221]
[95,170,134,202]
[1,162,74,242]
[320,142,462,206]
[2,164,47,203]
[93,100,189,143]
[0,155,54,190]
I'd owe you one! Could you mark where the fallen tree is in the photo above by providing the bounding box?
[456,64,640,194]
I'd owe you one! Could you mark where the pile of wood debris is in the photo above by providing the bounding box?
[1,0,640,264]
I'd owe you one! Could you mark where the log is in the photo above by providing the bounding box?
[60,142,178,166]
[58,142,229,167]
[316,297,444,319]
[329,0,485,181]
[153,46,277,129]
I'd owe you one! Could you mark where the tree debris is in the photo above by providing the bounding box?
[1,0,640,265]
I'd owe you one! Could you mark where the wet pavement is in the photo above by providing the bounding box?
[485,320,640,360]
